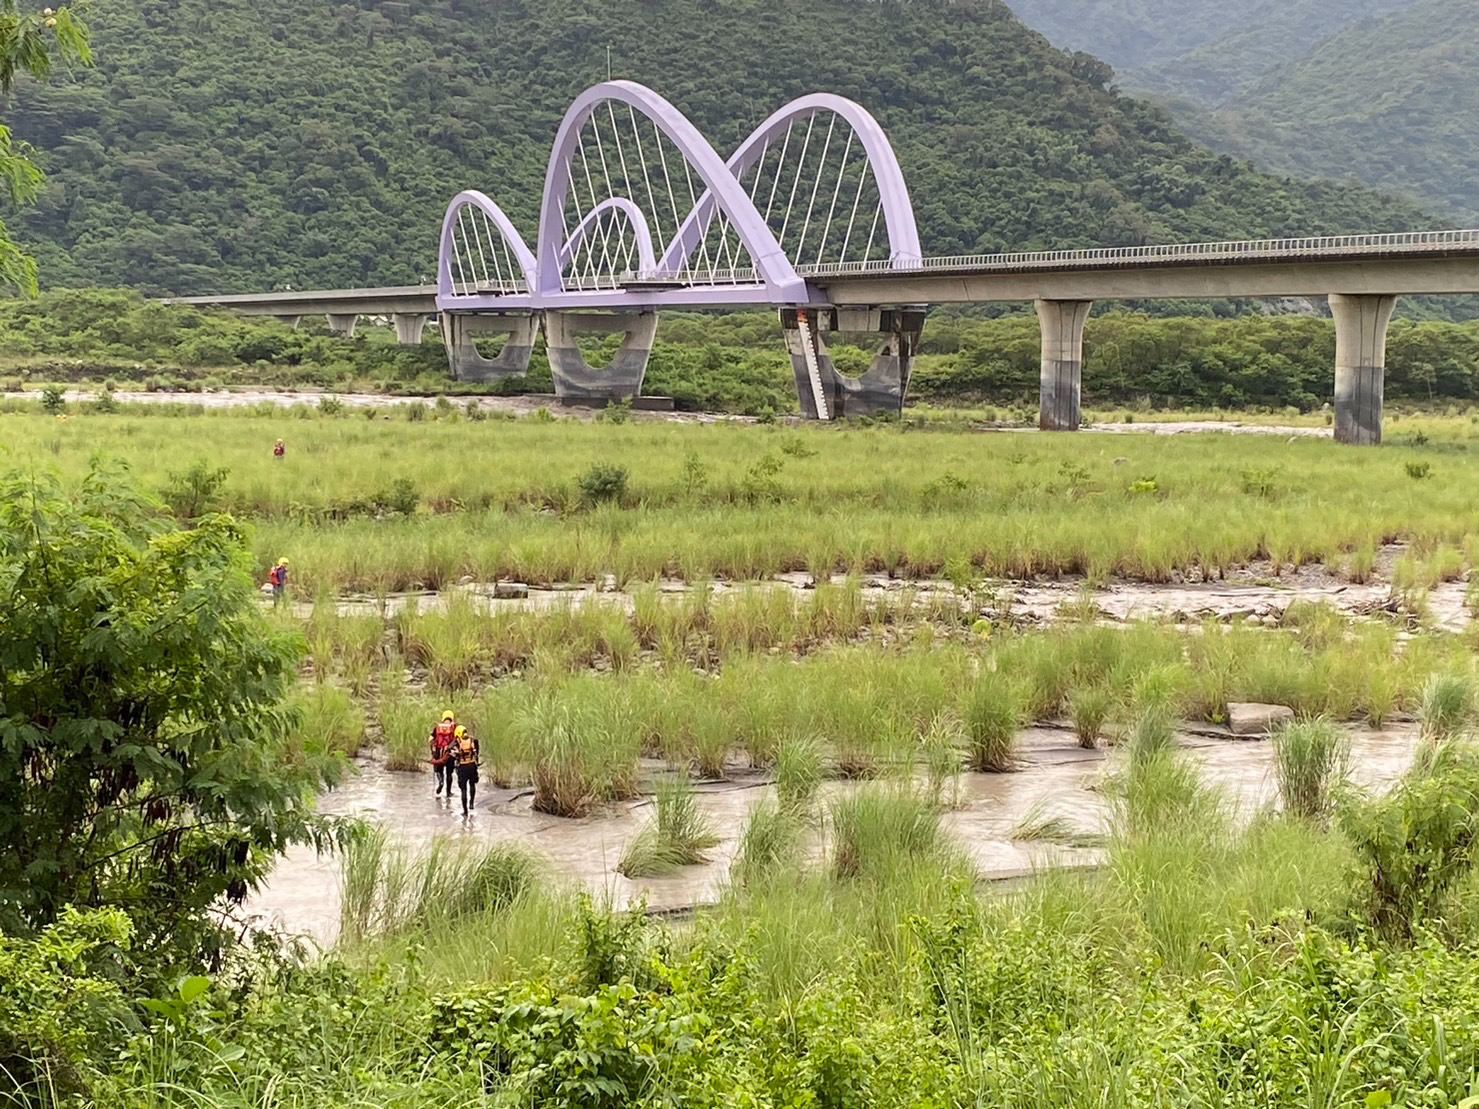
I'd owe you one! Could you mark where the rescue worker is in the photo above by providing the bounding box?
[452,724,480,816]
[428,710,457,799]
[268,558,289,606]
[273,438,286,459]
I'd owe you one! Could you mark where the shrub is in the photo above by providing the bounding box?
[1273,718,1349,820]
[318,395,344,416]
[40,384,66,413]
[1341,743,1479,939]
[578,463,629,505]
[1405,460,1433,480]
[159,460,230,521]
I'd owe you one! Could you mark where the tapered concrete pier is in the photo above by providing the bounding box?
[1330,293,1397,446]
[1036,299,1092,431]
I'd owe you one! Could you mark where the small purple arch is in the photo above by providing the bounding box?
[438,190,538,298]
[558,196,657,275]
[659,94,921,274]
[536,80,807,302]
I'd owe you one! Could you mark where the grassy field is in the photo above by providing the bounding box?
[12,397,1479,1106]
[2,404,1477,593]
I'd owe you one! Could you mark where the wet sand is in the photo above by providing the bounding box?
[248,724,1418,946]
[293,563,1471,634]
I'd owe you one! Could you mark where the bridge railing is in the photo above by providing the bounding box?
[441,229,1479,296]
[793,228,1479,277]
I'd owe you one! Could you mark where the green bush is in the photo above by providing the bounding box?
[578,463,629,506]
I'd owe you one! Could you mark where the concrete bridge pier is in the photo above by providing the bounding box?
[393,313,431,346]
[543,310,658,400]
[1035,299,1092,431]
[780,307,925,420]
[441,312,538,382]
[273,315,302,329]
[326,313,358,337]
[1330,293,1397,446]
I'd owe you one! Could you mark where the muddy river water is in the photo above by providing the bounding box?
[250,724,1419,947]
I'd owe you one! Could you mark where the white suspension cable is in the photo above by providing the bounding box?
[748,135,771,202]
[628,104,664,265]
[452,210,473,293]
[777,113,816,251]
[587,117,623,286]
[795,114,835,264]
[677,142,717,282]
[479,211,507,289]
[839,159,870,264]
[763,119,795,225]
[863,197,882,263]
[815,129,853,266]
[651,119,688,278]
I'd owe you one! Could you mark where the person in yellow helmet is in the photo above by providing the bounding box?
[268,557,289,606]
[452,724,480,816]
[429,710,457,800]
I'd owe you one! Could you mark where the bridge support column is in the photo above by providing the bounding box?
[780,307,925,420]
[273,315,302,329]
[326,313,358,337]
[1035,299,1092,431]
[441,312,537,382]
[543,311,657,400]
[1330,293,1396,447]
[393,313,430,345]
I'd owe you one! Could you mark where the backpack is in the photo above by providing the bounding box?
[455,735,477,766]
[269,566,283,587]
[433,721,455,753]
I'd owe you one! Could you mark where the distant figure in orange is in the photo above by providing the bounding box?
[273,438,286,459]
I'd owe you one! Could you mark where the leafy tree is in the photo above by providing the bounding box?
[0,463,346,970]
[0,0,89,293]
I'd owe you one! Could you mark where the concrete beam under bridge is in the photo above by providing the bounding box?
[814,256,1479,305]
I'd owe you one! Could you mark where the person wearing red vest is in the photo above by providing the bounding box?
[429,710,457,799]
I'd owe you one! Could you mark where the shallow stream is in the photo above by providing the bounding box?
[250,724,1418,946]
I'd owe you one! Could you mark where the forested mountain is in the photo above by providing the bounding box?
[4,0,1435,295]
[1007,0,1476,223]
[1156,0,1479,225]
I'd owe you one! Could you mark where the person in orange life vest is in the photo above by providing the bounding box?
[268,558,289,606]
[428,710,458,799]
[273,438,286,459]
[452,725,480,815]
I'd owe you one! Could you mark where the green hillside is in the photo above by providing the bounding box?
[1162,0,1479,224]
[1126,0,1422,107]
[1007,0,1474,224]
[4,0,1435,295]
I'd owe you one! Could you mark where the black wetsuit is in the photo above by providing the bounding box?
[454,737,480,814]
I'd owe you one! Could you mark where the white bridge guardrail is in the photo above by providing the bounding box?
[432,228,1479,299]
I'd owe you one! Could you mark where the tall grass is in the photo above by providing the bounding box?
[617,776,720,877]
[338,826,540,945]
[1421,672,1475,741]
[829,786,952,882]
[1273,718,1350,820]
[963,671,1022,772]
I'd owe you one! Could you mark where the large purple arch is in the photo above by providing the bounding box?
[437,190,538,298]
[557,196,657,275]
[535,80,808,303]
[659,94,921,275]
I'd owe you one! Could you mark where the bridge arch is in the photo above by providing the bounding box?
[438,190,538,300]
[557,196,658,284]
[536,80,808,302]
[660,94,921,274]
